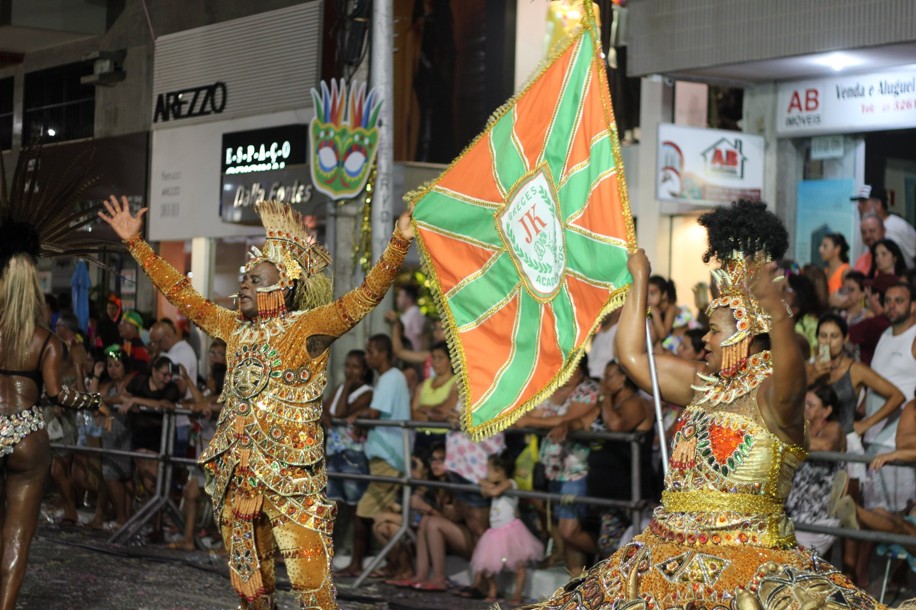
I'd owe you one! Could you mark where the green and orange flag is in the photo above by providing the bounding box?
[409,9,635,440]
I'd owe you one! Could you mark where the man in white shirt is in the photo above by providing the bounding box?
[149,319,198,394]
[863,282,916,512]
[396,285,426,352]
[149,319,198,457]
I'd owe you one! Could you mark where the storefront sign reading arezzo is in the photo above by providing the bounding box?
[777,69,916,137]
[154,82,227,123]
[657,124,764,204]
[497,168,566,300]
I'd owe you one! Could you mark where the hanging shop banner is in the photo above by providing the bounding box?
[220,124,316,224]
[309,79,382,200]
[657,124,765,204]
[777,69,916,137]
[409,10,635,440]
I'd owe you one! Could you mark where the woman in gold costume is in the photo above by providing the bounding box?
[527,201,883,610]
[100,195,414,610]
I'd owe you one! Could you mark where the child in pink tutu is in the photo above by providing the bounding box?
[471,451,544,604]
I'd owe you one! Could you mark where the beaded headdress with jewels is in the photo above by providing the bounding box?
[696,200,789,375]
[243,200,332,318]
[706,253,772,372]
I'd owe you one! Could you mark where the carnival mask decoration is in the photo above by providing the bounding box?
[309,79,382,200]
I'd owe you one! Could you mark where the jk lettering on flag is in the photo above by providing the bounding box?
[409,12,635,440]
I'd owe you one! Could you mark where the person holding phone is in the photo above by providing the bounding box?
[808,312,904,580]
[810,313,904,440]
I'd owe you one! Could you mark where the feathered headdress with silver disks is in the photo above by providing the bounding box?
[0,144,113,271]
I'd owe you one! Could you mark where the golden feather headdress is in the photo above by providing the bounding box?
[243,200,332,318]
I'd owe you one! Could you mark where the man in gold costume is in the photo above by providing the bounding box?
[100,195,414,610]
[525,201,883,610]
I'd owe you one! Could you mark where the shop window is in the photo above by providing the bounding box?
[23,62,95,144]
[0,77,12,150]
[708,86,743,132]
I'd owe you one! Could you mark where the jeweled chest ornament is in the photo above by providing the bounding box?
[229,334,283,400]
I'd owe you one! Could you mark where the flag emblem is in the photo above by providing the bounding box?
[498,166,566,300]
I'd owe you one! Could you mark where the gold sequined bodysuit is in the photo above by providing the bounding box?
[530,352,883,610]
[126,234,408,608]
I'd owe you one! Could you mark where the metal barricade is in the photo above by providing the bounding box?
[49,411,916,565]
[328,418,650,587]
[51,406,191,544]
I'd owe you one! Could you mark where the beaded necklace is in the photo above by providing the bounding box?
[690,350,772,407]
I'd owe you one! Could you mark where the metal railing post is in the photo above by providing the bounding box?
[108,409,183,545]
[353,425,413,587]
[630,438,643,528]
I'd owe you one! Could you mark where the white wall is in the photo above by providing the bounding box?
[514,0,549,92]
[669,215,716,316]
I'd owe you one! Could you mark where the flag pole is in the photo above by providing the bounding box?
[645,320,669,477]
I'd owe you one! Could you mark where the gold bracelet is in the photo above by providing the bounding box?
[124,233,142,247]
[391,228,411,250]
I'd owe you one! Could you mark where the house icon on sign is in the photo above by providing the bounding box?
[701,138,746,178]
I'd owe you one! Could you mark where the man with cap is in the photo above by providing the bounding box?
[851,183,874,218]
[118,310,150,374]
[852,184,916,269]
[100,195,414,610]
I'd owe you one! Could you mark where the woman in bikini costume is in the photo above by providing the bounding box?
[0,146,109,610]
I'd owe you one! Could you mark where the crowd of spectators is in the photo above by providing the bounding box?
[40,291,224,548]
[316,186,916,599]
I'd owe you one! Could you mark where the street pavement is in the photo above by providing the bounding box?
[18,518,912,609]
[18,520,502,610]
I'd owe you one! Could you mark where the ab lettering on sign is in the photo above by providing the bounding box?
[786,88,820,113]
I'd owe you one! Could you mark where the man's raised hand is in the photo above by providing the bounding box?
[98,195,148,241]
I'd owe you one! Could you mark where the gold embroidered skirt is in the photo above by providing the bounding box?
[527,530,883,610]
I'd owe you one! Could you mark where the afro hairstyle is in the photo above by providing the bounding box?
[697,200,788,264]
